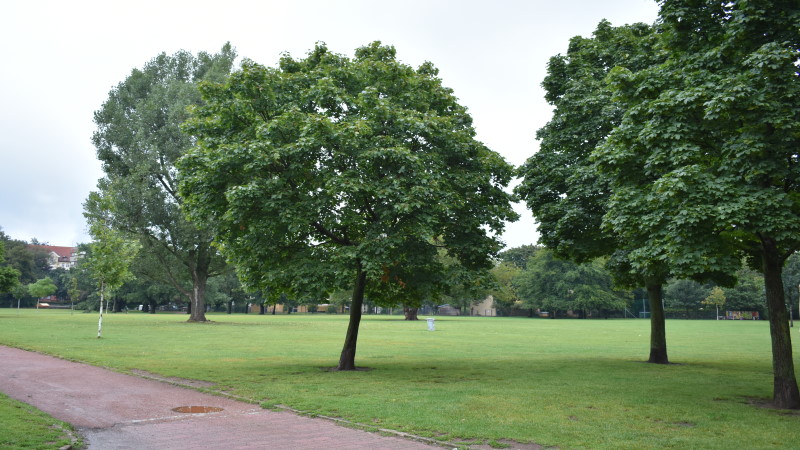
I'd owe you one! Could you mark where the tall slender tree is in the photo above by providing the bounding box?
[90,45,235,321]
[83,193,139,338]
[516,21,677,362]
[703,286,726,320]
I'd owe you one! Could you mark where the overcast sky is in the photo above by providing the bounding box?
[0,0,659,249]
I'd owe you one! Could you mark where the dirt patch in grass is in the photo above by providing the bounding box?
[467,439,546,449]
[320,366,374,372]
[631,360,683,366]
[745,396,800,414]
[673,421,696,427]
[129,369,216,388]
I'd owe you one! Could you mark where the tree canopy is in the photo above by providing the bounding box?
[702,286,726,319]
[515,249,628,318]
[723,266,766,314]
[516,20,660,263]
[178,42,518,369]
[497,244,540,270]
[26,277,55,301]
[488,262,522,314]
[663,279,710,319]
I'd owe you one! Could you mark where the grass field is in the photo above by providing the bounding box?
[1,310,799,449]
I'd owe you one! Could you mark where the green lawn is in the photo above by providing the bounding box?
[0,392,77,449]
[1,310,798,449]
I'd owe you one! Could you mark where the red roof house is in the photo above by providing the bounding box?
[30,245,80,270]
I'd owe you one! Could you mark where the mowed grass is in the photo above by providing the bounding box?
[1,310,799,449]
[0,392,77,449]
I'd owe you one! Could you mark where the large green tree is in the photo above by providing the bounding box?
[497,244,540,270]
[594,0,800,408]
[724,266,766,316]
[489,261,522,314]
[515,21,676,361]
[516,249,627,318]
[663,279,710,319]
[90,45,235,321]
[178,42,518,370]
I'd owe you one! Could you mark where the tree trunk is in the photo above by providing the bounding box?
[337,266,367,371]
[188,268,208,322]
[272,304,277,315]
[646,280,669,364]
[182,245,213,322]
[148,299,157,314]
[760,236,800,409]
[97,281,105,339]
[403,306,418,320]
[259,304,265,315]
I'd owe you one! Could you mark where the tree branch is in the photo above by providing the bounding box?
[312,222,354,246]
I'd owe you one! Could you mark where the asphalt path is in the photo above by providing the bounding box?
[0,346,439,449]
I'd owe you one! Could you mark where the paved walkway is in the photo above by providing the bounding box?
[0,346,439,449]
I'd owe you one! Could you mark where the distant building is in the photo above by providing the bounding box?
[438,296,497,317]
[470,295,497,317]
[30,245,80,270]
[437,304,461,316]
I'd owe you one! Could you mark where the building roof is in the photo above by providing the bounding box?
[31,245,76,258]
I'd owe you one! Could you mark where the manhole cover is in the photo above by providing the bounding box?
[172,406,224,413]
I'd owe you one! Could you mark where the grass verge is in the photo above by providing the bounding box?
[0,392,79,449]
